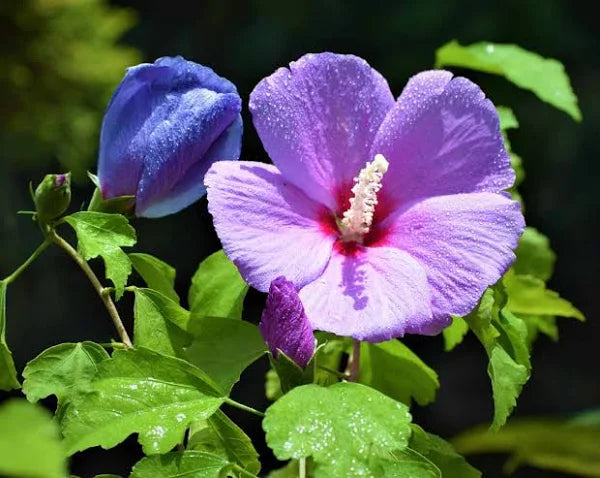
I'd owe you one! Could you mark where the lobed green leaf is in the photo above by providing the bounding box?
[263,382,412,477]
[64,211,136,298]
[436,41,581,121]
[513,227,556,281]
[61,347,224,455]
[130,451,234,478]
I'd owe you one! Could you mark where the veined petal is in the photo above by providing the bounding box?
[250,52,395,210]
[138,115,243,218]
[299,246,436,342]
[382,192,524,319]
[372,71,514,210]
[205,161,336,291]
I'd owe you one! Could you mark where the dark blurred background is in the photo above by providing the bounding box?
[1,1,598,476]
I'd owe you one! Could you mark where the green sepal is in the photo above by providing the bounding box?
[33,172,72,223]
[269,350,314,395]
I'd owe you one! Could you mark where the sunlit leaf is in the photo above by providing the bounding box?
[443,316,469,352]
[22,342,109,407]
[497,106,519,131]
[189,250,248,320]
[358,340,439,406]
[64,211,136,298]
[61,347,224,455]
[0,399,67,478]
[436,41,581,121]
[513,227,556,281]
[0,280,19,390]
[189,410,261,475]
[264,382,412,477]
[129,253,178,303]
[130,451,233,478]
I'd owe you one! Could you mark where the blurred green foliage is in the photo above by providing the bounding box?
[0,0,140,181]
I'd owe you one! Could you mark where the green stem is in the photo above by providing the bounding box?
[299,457,307,478]
[348,339,361,382]
[224,398,265,418]
[231,464,258,478]
[49,230,133,348]
[3,240,51,285]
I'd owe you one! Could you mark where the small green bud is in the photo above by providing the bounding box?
[34,173,71,222]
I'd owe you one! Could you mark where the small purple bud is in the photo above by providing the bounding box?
[259,276,315,368]
[54,173,68,187]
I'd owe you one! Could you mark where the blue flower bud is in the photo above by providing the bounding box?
[97,56,242,218]
[259,276,315,368]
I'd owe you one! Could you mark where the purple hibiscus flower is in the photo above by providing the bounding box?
[98,56,242,218]
[206,52,524,342]
[259,276,315,368]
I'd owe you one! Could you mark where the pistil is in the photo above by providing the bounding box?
[340,154,389,242]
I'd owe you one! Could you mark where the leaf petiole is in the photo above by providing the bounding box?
[2,239,51,285]
[223,398,265,418]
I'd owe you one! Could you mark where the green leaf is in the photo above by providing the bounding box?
[513,227,556,281]
[0,280,20,390]
[463,288,530,429]
[188,410,261,475]
[358,340,439,406]
[375,448,440,477]
[23,342,109,406]
[61,347,224,455]
[435,41,581,121]
[130,451,233,478]
[189,250,248,320]
[133,288,191,357]
[129,253,178,303]
[409,425,481,478]
[443,316,470,352]
[0,399,67,478]
[64,211,137,298]
[503,270,584,320]
[184,316,267,392]
[132,288,266,392]
[263,382,412,477]
[267,461,307,478]
[453,419,600,477]
[497,106,519,131]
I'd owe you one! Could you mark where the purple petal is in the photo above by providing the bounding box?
[138,115,242,218]
[259,276,315,368]
[205,161,336,291]
[382,192,524,319]
[299,246,436,342]
[250,52,395,210]
[371,71,514,211]
[98,56,242,217]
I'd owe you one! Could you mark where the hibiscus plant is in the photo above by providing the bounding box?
[0,42,587,478]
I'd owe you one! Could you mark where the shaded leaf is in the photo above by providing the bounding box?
[264,382,412,477]
[359,340,439,406]
[189,410,261,475]
[130,451,233,478]
[189,250,248,320]
[436,41,581,121]
[129,253,178,303]
[410,425,481,478]
[64,211,136,298]
[0,280,19,390]
[61,347,224,455]
[23,342,109,405]
[0,399,67,478]
[453,418,600,477]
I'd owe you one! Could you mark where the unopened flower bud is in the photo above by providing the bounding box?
[259,276,315,368]
[34,173,71,222]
